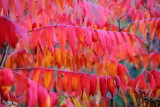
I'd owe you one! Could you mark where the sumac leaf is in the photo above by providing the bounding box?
[99,76,107,96]
[26,80,38,107]
[89,74,97,96]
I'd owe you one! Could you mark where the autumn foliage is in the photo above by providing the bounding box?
[0,0,160,107]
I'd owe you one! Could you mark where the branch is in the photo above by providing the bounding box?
[149,41,160,52]
[119,52,160,63]
[120,18,160,31]
[13,71,29,80]
[12,67,100,77]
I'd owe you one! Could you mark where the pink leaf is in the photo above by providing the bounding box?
[38,86,50,107]
[26,80,38,107]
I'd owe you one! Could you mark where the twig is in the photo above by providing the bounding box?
[117,19,121,32]
[0,44,10,67]
[111,95,114,107]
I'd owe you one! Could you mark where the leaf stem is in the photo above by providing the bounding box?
[111,97,114,107]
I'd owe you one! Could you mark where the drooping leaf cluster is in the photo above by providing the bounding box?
[0,0,160,107]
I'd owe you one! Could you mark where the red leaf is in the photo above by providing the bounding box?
[38,86,51,107]
[56,26,67,49]
[97,30,107,54]
[107,76,116,96]
[40,26,54,47]
[128,78,136,89]
[114,75,121,90]
[0,17,6,47]
[105,32,112,53]
[117,64,128,77]
[0,16,27,48]
[26,80,38,107]
[14,70,28,96]
[151,70,160,88]
[0,68,14,86]
[83,28,92,46]
[1,0,9,13]
[0,69,13,97]
[80,73,88,90]
[117,63,129,84]
[89,74,97,96]
[29,29,40,48]
[76,27,84,45]
[147,72,156,91]
[136,74,147,90]
[114,75,127,92]
[14,0,23,17]
[66,26,77,55]
[99,76,107,96]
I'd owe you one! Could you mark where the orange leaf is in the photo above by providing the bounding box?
[43,70,53,89]
[56,0,64,10]
[0,86,12,97]
[67,0,73,7]
[132,23,137,35]
[76,27,84,45]
[139,21,147,39]
[71,73,80,91]
[32,69,42,83]
[57,71,70,91]
[141,54,149,69]
[149,19,156,40]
